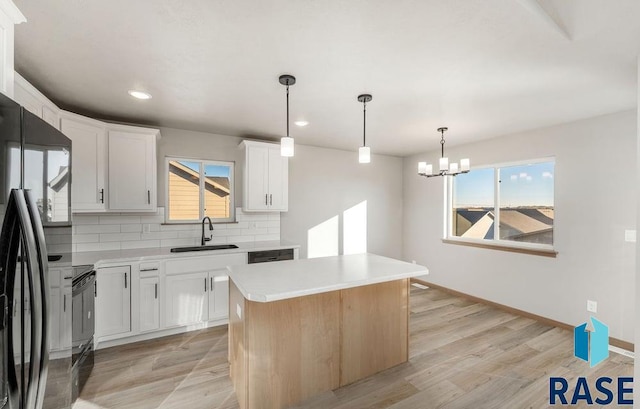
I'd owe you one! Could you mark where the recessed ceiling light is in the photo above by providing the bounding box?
[128,90,152,100]
[294,120,309,127]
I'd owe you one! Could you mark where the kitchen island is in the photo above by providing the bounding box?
[226,253,428,409]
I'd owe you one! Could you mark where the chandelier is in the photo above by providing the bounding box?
[418,127,469,177]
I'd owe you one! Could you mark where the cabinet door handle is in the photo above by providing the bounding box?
[147,190,151,204]
[94,282,97,297]
[63,294,66,312]
[270,194,272,206]
[210,277,213,290]
[204,278,207,292]
[265,194,268,206]
[99,188,104,204]
[140,268,158,272]
[155,283,158,299]
[124,272,128,289]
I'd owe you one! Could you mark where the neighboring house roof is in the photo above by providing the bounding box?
[500,209,551,235]
[461,212,495,240]
[170,161,230,197]
[456,208,490,225]
[457,207,553,240]
[207,176,230,190]
[48,166,68,192]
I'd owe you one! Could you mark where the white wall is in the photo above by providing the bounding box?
[157,128,405,259]
[281,144,404,259]
[404,110,636,343]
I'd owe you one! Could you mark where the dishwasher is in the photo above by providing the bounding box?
[247,248,294,264]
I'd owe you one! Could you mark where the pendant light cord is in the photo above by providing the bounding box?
[440,128,445,158]
[286,82,290,138]
[363,100,367,147]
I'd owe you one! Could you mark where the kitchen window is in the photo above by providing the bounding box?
[446,158,555,255]
[165,157,235,223]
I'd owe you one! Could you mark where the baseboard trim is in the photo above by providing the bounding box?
[411,278,634,352]
[95,318,228,350]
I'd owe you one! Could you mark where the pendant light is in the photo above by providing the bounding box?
[279,74,296,157]
[357,94,372,164]
[418,127,470,177]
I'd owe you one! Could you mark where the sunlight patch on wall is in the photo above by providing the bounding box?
[343,200,367,255]
[307,215,339,258]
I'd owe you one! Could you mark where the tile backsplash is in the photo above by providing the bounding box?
[71,207,280,252]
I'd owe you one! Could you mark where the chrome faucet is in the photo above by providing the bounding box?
[201,216,214,246]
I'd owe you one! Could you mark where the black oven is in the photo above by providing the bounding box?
[71,265,95,401]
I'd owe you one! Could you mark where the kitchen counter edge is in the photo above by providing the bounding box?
[73,240,300,267]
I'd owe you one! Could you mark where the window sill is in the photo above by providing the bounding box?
[442,238,557,258]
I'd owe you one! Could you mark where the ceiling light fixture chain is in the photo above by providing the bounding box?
[357,94,372,164]
[279,74,296,157]
[418,127,470,177]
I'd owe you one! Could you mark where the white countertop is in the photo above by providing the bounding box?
[72,240,300,266]
[227,253,428,302]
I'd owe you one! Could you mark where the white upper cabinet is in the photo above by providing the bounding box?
[60,112,107,212]
[0,1,25,98]
[14,73,60,129]
[108,128,158,211]
[14,74,160,213]
[241,140,288,212]
[59,113,159,213]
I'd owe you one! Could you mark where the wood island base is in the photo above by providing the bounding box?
[228,278,410,409]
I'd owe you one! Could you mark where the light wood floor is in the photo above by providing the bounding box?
[73,286,634,409]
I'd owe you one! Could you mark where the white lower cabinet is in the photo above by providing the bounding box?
[164,270,230,328]
[96,265,131,338]
[49,289,61,351]
[165,272,208,327]
[208,272,229,321]
[48,267,72,352]
[139,276,160,332]
[93,251,297,348]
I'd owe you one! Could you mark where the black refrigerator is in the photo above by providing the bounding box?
[0,92,72,408]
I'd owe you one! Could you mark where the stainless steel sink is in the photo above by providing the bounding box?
[170,244,239,253]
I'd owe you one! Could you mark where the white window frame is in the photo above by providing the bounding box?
[165,156,235,224]
[445,157,556,254]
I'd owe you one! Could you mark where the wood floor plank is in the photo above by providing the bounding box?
[75,287,634,409]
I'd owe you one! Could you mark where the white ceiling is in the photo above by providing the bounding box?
[13,0,640,156]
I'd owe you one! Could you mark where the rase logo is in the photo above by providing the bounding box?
[573,316,608,367]
[549,317,633,406]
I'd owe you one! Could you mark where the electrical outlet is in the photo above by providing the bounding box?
[624,230,636,243]
[236,304,242,319]
[249,222,256,229]
[143,224,150,233]
[411,260,417,264]
[587,300,598,313]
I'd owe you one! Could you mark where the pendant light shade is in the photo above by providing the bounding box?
[357,94,372,164]
[279,74,296,157]
[359,146,371,163]
[281,136,294,157]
